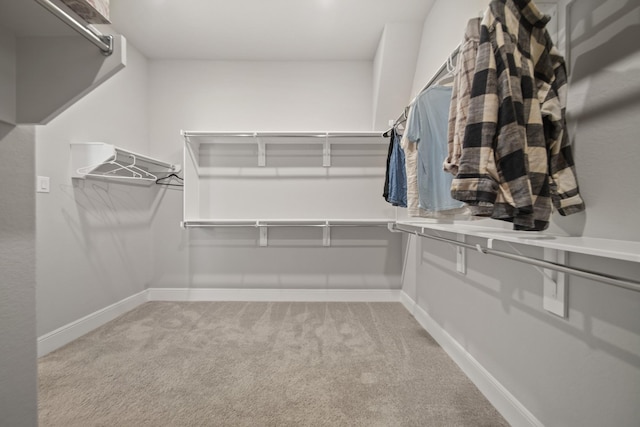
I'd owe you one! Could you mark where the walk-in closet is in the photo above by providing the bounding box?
[1,0,639,426]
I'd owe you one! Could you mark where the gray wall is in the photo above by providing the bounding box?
[0,121,37,425]
[0,25,37,427]
[147,60,404,291]
[0,26,16,123]
[405,1,640,425]
[36,44,152,336]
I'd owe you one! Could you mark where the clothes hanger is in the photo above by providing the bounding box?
[383,105,411,137]
[156,173,184,187]
[77,157,158,181]
[435,53,457,87]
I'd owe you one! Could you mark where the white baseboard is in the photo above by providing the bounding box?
[37,290,149,357]
[147,288,402,302]
[400,292,543,427]
[38,288,402,356]
[400,291,416,314]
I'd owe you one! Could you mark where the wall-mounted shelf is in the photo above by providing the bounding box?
[0,1,126,124]
[182,219,392,227]
[182,219,393,247]
[395,220,640,263]
[182,130,386,167]
[71,143,179,183]
[182,130,396,230]
[391,221,640,318]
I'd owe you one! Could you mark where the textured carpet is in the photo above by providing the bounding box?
[39,302,509,426]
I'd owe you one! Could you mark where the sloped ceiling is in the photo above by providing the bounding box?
[108,0,434,60]
[0,0,433,60]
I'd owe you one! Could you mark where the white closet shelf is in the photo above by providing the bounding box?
[395,220,640,263]
[181,130,385,140]
[182,219,394,248]
[181,219,393,228]
[71,143,180,183]
[182,130,386,168]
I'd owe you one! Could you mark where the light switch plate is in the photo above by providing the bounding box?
[37,176,50,193]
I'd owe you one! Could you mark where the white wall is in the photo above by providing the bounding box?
[372,23,423,130]
[36,44,152,336]
[148,60,403,290]
[411,0,487,98]
[405,1,640,426]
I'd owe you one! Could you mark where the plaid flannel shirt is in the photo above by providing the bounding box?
[444,17,481,176]
[451,0,584,230]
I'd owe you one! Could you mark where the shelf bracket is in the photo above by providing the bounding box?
[256,134,266,167]
[456,234,466,275]
[323,222,331,247]
[258,223,268,247]
[323,134,331,167]
[543,248,568,318]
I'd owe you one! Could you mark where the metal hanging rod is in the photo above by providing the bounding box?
[181,131,384,139]
[35,0,113,55]
[389,44,461,128]
[419,44,461,94]
[181,220,392,228]
[392,224,640,294]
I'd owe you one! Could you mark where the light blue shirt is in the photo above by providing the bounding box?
[406,86,464,212]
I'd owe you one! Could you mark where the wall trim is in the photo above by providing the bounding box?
[38,288,402,356]
[147,288,402,302]
[37,290,148,357]
[400,292,543,427]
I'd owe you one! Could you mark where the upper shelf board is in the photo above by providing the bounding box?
[396,221,640,263]
[70,142,179,183]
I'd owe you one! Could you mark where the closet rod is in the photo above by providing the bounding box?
[35,0,113,55]
[392,224,640,294]
[390,44,461,128]
[419,44,461,94]
[182,220,392,228]
[181,131,383,138]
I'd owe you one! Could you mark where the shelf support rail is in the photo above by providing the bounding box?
[35,0,114,55]
[181,131,386,139]
[256,134,266,167]
[391,223,640,294]
[323,133,331,167]
[118,152,177,171]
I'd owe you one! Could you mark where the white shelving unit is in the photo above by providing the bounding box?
[181,130,395,245]
[71,142,179,184]
[181,130,640,302]
[182,131,388,167]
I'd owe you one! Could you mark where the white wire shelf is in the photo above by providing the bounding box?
[182,130,387,168]
[395,221,640,263]
[181,219,395,247]
[181,219,394,228]
[181,131,385,139]
[71,143,179,183]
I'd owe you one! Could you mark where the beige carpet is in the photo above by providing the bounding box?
[39,302,509,426]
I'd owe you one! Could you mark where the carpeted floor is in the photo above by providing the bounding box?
[38,302,509,426]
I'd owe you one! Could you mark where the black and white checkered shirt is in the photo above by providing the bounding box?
[451,0,584,230]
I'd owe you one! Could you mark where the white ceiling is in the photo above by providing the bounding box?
[0,0,434,61]
[107,0,435,61]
